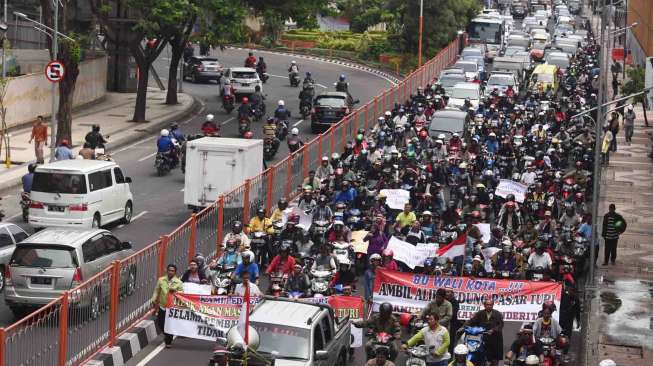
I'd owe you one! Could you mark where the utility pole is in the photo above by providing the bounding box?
[2,0,6,78]
[49,0,59,161]
[418,0,423,67]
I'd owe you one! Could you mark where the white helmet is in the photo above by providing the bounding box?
[526,355,540,365]
[242,250,255,261]
[160,129,169,137]
[278,100,285,106]
[291,127,299,135]
[384,111,392,117]
[599,360,616,366]
[438,133,446,139]
[453,344,469,356]
[291,60,296,64]
[206,114,214,122]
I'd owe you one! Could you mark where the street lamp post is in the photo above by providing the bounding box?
[418,0,424,67]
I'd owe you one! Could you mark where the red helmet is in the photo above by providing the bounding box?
[288,213,300,224]
[244,131,254,139]
[418,129,428,140]
[505,201,515,208]
[242,97,249,104]
[399,313,412,327]
[471,210,481,218]
[382,249,394,257]
[575,192,584,201]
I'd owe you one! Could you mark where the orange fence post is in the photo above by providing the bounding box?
[243,179,251,225]
[158,236,169,277]
[373,97,379,119]
[382,91,386,114]
[302,146,309,178]
[285,160,292,198]
[0,327,5,366]
[266,168,274,213]
[216,196,224,253]
[109,261,120,347]
[341,117,347,148]
[58,292,69,366]
[329,128,336,155]
[364,104,369,131]
[318,134,323,161]
[188,213,197,261]
[353,111,359,133]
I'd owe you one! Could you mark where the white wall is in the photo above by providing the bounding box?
[3,55,107,128]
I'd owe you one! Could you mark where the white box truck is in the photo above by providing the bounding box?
[183,137,263,210]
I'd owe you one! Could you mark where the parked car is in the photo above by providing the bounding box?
[219,67,262,96]
[311,92,358,133]
[28,160,134,229]
[183,56,222,83]
[4,228,135,318]
[0,223,30,292]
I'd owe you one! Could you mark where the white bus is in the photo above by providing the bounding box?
[467,16,505,62]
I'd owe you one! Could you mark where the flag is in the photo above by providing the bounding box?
[436,233,467,259]
[237,285,251,345]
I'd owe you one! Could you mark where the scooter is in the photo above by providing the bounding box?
[155,152,177,176]
[289,72,300,87]
[332,241,352,265]
[263,138,278,161]
[310,268,333,296]
[366,331,395,361]
[405,344,430,366]
[459,326,487,366]
[20,192,31,223]
[222,94,234,113]
[257,69,269,83]
[250,231,267,265]
[211,264,235,295]
[238,117,251,137]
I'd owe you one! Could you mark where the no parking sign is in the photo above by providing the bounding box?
[45,61,65,82]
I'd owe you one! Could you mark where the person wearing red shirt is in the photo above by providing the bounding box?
[266,245,296,276]
[381,249,399,272]
[244,52,257,68]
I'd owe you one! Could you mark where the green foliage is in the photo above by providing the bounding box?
[336,0,394,33]
[362,39,390,60]
[247,0,330,39]
[127,0,197,38]
[621,66,646,104]
[197,0,247,46]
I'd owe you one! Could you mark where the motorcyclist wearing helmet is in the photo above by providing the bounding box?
[327,220,352,243]
[311,244,337,274]
[201,114,219,136]
[284,263,311,296]
[334,180,357,205]
[354,302,401,360]
[85,124,107,150]
[421,288,453,328]
[248,206,274,235]
[157,129,179,164]
[297,186,317,212]
[233,250,259,283]
[497,200,522,236]
[335,74,354,105]
[222,221,250,251]
[528,241,553,273]
[249,85,265,113]
[274,99,291,121]
[244,52,256,68]
[169,122,185,143]
[287,127,304,153]
[237,97,253,121]
[266,243,296,276]
[255,56,267,75]
[504,325,543,366]
[279,213,304,244]
[271,198,289,223]
[312,195,333,223]
[493,241,518,275]
[213,238,242,267]
[315,156,334,182]
[330,257,356,289]
[288,60,299,80]
[449,344,474,366]
[263,117,280,149]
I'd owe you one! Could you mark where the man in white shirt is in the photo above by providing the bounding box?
[234,270,263,296]
[528,243,552,270]
[520,164,537,186]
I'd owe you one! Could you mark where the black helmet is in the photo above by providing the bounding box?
[379,302,393,317]
[248,52,253,56]
[28,163,37,173]
[170,122,179,130]
[232,221,243,232]
[92,124,100,132]
[257,206,265,216]
[278,198,288,210]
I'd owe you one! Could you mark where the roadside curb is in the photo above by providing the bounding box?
[84,319,159,366]
[227,46,402,85]
[0,95,203,193]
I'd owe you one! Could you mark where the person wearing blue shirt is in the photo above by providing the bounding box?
[274,100,291,121]
[54,139,74,161]
[169,122,185,143]
[157,129,178,165]
[333,180,357,204]
[22,163,36,193]
[233,251,259,283]
[214,239,242,267]
[484,132,499,154]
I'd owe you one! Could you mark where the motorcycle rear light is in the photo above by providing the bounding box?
[29,201,44,209]
[69,203,88,211]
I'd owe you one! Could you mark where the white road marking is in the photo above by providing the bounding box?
[180,188,185,192]
[2,195,10,199]
[113,136,157,154]
[137,152,158,162]
[315,83,328,89]
[136,342,166,366]
[267,74,327,89]
[292,119,304,127]
[117,210,148,228]
[5,213,21,221]
[221,117,235,125]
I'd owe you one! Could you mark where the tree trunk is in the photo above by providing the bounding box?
[132,61,150,122]
[641,100,649,126]
[166,38,183,105]
[56,41,80,145]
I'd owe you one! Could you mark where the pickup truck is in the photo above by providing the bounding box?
[211,297,352,366]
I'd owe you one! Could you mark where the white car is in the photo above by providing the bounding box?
[29,160,134,229]
[453,60,480,81]
[219,67,262,96]
[448,82,481,109]
[486,72,519,96]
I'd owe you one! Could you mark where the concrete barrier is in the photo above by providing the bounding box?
[4,54,107,128]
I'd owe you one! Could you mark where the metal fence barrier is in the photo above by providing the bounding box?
[0,33,463,366]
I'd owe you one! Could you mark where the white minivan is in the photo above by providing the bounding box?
[29,160,134,229]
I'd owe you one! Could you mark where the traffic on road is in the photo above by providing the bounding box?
[0,1,626,366]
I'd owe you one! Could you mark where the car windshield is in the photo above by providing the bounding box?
[504,47,525,56]
[440,75,466,87]
[11,245,77,268]
[488,75,515,86]
[535,72,554,83]
[451,87,478,99]
[232,71,257,79]
[32,172,88,194]
[462,49,482,58]
[455,62,477,73]
[251,323,310,359]
[316,96,346,108]
[430,116,465,135]
[547,57,569,68]
[468,21,502,44]
[532,41,547,50]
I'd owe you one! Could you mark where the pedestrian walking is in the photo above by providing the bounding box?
[610,60,622,81]
[601,128,612,165]
[151,264,183,348]
[608,112,620,152]
[611,77,620,100]
[601,204,627,265]
[29,116,48,164]
[54,139,74,161]
[623,104,636,143]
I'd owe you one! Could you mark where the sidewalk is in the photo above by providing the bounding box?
[0,89,199,191]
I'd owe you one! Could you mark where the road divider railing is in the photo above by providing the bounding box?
[0,33,464,366]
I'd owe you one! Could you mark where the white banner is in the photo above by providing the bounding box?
[380,189,410,210]
[183,283,213,295]
[415,243,439,258]
[386,236,434,269]
[474,223,491,243]
[495,179,528,203]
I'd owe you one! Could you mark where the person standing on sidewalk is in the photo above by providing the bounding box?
[29,116,47,164]
[601,204,627,265]
[623,104,636,143]
[601,128,613,165]
[151,264,183,348]
[608,112,620,152]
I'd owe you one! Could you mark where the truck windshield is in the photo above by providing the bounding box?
[251,323,310,359]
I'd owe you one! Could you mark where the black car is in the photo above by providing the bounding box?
[310,92,356,133]
[183,56,222,83]
[511,4,526,19]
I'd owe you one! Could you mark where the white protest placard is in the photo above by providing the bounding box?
[386,236,426,269]
[351,230,369,254]
[415,243,439,258]
[481,247,501,273]
[183,283,213,295]
[380,189,410,210]
[495,179,528,203]
[474,223,491,243]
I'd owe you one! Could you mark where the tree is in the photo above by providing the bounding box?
[336,0,393,33]
[247,0,330,41]
[621,66,649,125]
[40,0,90,145]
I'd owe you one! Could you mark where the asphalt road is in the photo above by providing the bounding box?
[0,48,393,328]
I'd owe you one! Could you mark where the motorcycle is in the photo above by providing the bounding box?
[20,192,31,223]
[404,344,430,366]
[211,264,235,295]
[300,99,312,119]
[238,117,251,137]
[539,336,560,366]
[310,268,333,296]
[276,119,288,141]
[269,271,287,297]
[287,136,302,153]
[331,241,352,265]
[346,208,364,230]
[289,72,300,87]
[222,94,234,114]
[312,220,330,246]
[366,331,395,361]
[155,152,177,176]
[257,69,269,83]
[459,326,487,366]
[250,231,268,265]
[263,138,278,161]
